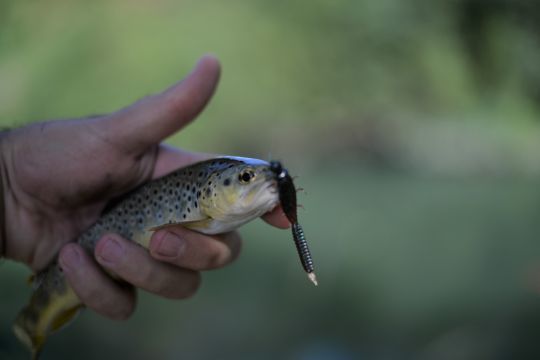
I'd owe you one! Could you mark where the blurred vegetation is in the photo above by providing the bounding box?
[2,0,540,359]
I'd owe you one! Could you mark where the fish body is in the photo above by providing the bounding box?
[14,156,280,359]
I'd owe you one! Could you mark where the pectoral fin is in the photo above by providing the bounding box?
[147,218,212,232]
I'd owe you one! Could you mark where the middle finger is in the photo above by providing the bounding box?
[95,234,201,299]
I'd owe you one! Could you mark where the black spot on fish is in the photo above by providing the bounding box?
[197,191,201,198]
[194,202,198,208]
[183,214,187,219]
[187,207,191,213]
[188,196,191,202]
[223,178,231,186]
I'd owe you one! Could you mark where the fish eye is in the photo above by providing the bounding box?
[239,170,255,183]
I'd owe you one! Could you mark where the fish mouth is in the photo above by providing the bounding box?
[239,179,278,202]
[257,180,278,199]
[252,180,279,207]
[267,179,278,194]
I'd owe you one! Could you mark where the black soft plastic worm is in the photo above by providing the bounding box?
[270,161,317,286]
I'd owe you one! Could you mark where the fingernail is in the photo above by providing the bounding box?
[97,237,124,265]
[60,246,80,271]
[154,232,183,258]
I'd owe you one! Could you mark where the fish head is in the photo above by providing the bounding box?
[200,157,279,223]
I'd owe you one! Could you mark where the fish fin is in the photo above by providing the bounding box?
[181,218,215,231]
[148,218,211,232]
[31,348,42,360]
[147,223,182,232]
[14,270,81,359]
[50,304,83,332]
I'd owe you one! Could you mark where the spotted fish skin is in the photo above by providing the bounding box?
[14,157,279,359]
[78,158,217,250]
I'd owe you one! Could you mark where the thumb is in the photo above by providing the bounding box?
[96,55,221,152]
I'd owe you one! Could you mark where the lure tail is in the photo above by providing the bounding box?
[292,223,317,286]
[14,267,83,359]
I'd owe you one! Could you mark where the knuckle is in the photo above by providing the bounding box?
[77,287,101,309]
[94,288,136,321]
[112,299,136,321]
[184,272,202,298]
[130,261,156,289]
[225,233,243,262]
[205,249,228,269]
[173,272,201,299]
[203,233,242,269]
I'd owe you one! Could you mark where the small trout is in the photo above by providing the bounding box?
[13,156,315,359]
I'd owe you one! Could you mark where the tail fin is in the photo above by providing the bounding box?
[13,267,83,359]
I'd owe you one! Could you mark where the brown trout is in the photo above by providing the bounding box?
[13,156,293,359]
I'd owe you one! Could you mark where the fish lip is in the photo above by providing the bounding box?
[265,178,278,194]
[242,179,278,201]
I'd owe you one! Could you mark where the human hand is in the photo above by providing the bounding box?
[0,55,289,319]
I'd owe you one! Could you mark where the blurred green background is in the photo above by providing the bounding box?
[2,0,540,359]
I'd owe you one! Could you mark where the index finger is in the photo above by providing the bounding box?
[262,205,290,229]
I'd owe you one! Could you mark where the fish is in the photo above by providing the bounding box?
[14,156,301,359]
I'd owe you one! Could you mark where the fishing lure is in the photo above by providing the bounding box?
[270,161,317,286]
